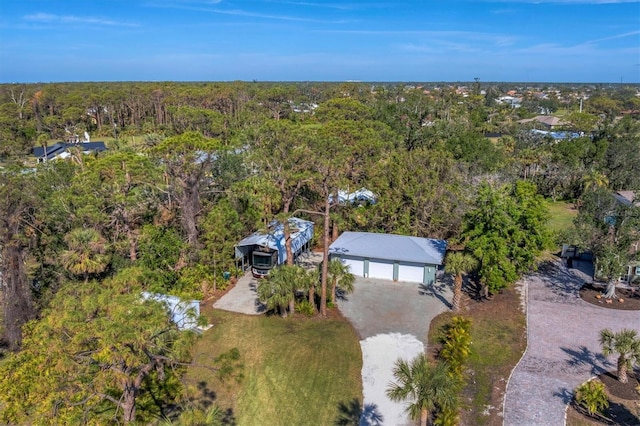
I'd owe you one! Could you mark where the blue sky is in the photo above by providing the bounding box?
[1,0,639,83]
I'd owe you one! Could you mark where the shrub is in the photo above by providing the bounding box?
[575,380,609,416]
[295,300,315,317]
[439,316,472,379]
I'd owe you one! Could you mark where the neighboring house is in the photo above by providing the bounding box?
[32,141,107,162]
[495,96,522,108]
[329,187,377,205]
[518,115,568,130]
[530,129,581,140]
[613,190,640,208]
[329,231,447,285]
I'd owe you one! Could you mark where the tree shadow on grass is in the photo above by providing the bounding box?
[561,345,612,376]
[190,381,236,425]
[194,380,217,408]
[161,380,237,425]
[335,398,383,426]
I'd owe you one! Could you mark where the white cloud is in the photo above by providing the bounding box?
[584,30,640,44]
[147,3,351,24]
[322,29,517,47]
[512,41,637,58]
[202,8,350,23]
[23,13,138,27]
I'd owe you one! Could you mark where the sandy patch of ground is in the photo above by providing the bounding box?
[360,333,425,426]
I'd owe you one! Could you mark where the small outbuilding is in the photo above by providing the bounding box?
[329,232,447,285]
[141,292,200,331]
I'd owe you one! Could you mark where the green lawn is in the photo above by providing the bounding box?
[547,200,578,234]
[184,310,362,426]
[466,314,526,425]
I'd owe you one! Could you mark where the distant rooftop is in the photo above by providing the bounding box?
[32,141,107,162]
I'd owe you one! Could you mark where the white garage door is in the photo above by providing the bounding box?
[341,257,364,277]
[398,263,425,283]
[368,260,394,280]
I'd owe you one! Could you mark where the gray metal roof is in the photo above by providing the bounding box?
[329,232,447,265]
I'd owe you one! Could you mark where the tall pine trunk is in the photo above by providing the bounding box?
[331,278,337,306]
[320,197,330,316]
[2,243,34,351]
[179,175,201,247]
[122,382,137,423]
[332,220,339,242]
[282,200,298,315]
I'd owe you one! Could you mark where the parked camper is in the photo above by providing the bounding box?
[235,217,314,278]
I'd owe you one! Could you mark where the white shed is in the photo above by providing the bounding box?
[142,292,200,331]
[329,232,447,285]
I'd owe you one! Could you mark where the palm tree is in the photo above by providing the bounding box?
[257,265,297,317]
[300,267,320,312]
[60,228,110,282]
[582,169,609,192]
[599,328,640,384]
[327,259,355,305]
[386,354,460,426]
[444,252,478,312]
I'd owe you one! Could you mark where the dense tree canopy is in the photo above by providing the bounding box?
[0,81,637,424]
[0,275,199,424]
[463,181,551,294]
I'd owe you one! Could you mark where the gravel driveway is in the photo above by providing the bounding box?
[503,259,639,425]
[337,277,452,345]
[338,278,453,425]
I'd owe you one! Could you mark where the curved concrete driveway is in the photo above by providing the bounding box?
[503,260,639,425]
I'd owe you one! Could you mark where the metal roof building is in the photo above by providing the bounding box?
[32,141,107,162]
[329,232,447,285]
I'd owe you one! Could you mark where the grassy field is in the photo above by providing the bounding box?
[546,200,578,234]
[184,309,362,426]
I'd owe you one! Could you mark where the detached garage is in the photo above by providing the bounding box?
[329,232,447,285]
